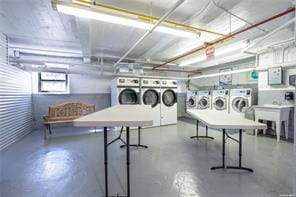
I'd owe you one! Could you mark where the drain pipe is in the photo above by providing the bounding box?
[113,0,186,67]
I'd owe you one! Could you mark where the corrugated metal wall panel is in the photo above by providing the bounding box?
[0,32,33,151]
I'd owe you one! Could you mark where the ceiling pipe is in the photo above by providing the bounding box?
[243,17,296,53]
[153,7,296,69]
[73,0,226,37]
[113,0,186,68]
[211,0,268,33]
[10,56,197,74]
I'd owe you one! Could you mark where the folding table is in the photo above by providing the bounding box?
[74,105,153,197]
[187,109,266,172]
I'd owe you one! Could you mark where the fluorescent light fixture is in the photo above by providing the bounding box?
[179,41,248,67]
[56,4,199,39]
[190,68,256,79]
[45,62,69,69]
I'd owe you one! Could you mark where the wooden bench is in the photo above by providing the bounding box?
[43,102,95,139]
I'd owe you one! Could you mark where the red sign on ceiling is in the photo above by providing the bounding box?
[206,46,215,59]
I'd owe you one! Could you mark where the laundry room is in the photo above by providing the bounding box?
[0,0,296,197]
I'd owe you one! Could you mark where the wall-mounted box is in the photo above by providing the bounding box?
[268,66,283,85]
[289,75,296,86]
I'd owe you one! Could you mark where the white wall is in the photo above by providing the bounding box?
[190,58,257,88]
[70,74,111,94]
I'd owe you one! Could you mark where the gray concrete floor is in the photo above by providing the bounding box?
[0,119,294,197]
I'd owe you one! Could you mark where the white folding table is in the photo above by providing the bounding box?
[187,109,266,172]
[74,105,153,197]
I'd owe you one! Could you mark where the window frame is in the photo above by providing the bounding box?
[38,72,70,94]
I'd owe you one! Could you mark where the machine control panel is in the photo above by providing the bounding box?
[198,91,210,96]
[117,78,139,86]
[141,79,161,87]
[212,89,229,96]
[230,88,252,96]
[161,80,178,87]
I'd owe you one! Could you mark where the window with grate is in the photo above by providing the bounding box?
[39,72,69,92]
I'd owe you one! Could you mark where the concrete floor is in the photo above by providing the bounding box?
[0,119,294,197]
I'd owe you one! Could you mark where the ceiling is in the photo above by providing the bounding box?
[0,0,294,70]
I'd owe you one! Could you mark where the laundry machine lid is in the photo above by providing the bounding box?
[232,97,249,113]
[119,89,138,104]
[143,89,159,108]
[162,89,177,107]
[214,97,226,110]
[187,96,196,107]
[198,96,209,109]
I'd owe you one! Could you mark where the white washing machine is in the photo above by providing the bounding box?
[141,78,161,127]
[230,88,252,116]
[160,79,178,125]
[212,89,229,113]
[197,90,212,110]
[186,90,197,110]
[111,77,140,106]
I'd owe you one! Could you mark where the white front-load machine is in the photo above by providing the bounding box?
[111,77,140,106]
[186,90,197,110]
[230,88,252,116]
[197,90,211,110]
[141,78,161,127]
[212,89,229,113]
[160,79,178,125]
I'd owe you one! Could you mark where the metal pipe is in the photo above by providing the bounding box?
[211,0,268,33]
[73,0,226,37]
[153,7,295,69]
[113,0,186,67]
[243,17,296,53]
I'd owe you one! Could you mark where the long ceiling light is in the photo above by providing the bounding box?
[55,3,200,39]
[179,41,248,67]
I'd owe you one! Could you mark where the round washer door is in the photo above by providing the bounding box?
[214,97,226,110]
[198,96,209,109]
[232,97,249,113]
[119,89,138,104]
[187,96,196,107]
[143,89,159,108]
[162,89,177,107]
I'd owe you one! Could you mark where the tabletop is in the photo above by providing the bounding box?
[73,105,153,127]
[187,109,267,130]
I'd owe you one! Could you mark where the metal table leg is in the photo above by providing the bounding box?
[103,127,109,196]
[211,129,253,172]
[211,129,226,170]
[120,127,148,149]
[190,120,214,140]
[226,129,253,172]
[126,127,130,197]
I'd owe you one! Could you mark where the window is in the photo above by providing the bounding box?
[39,72,69,93]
